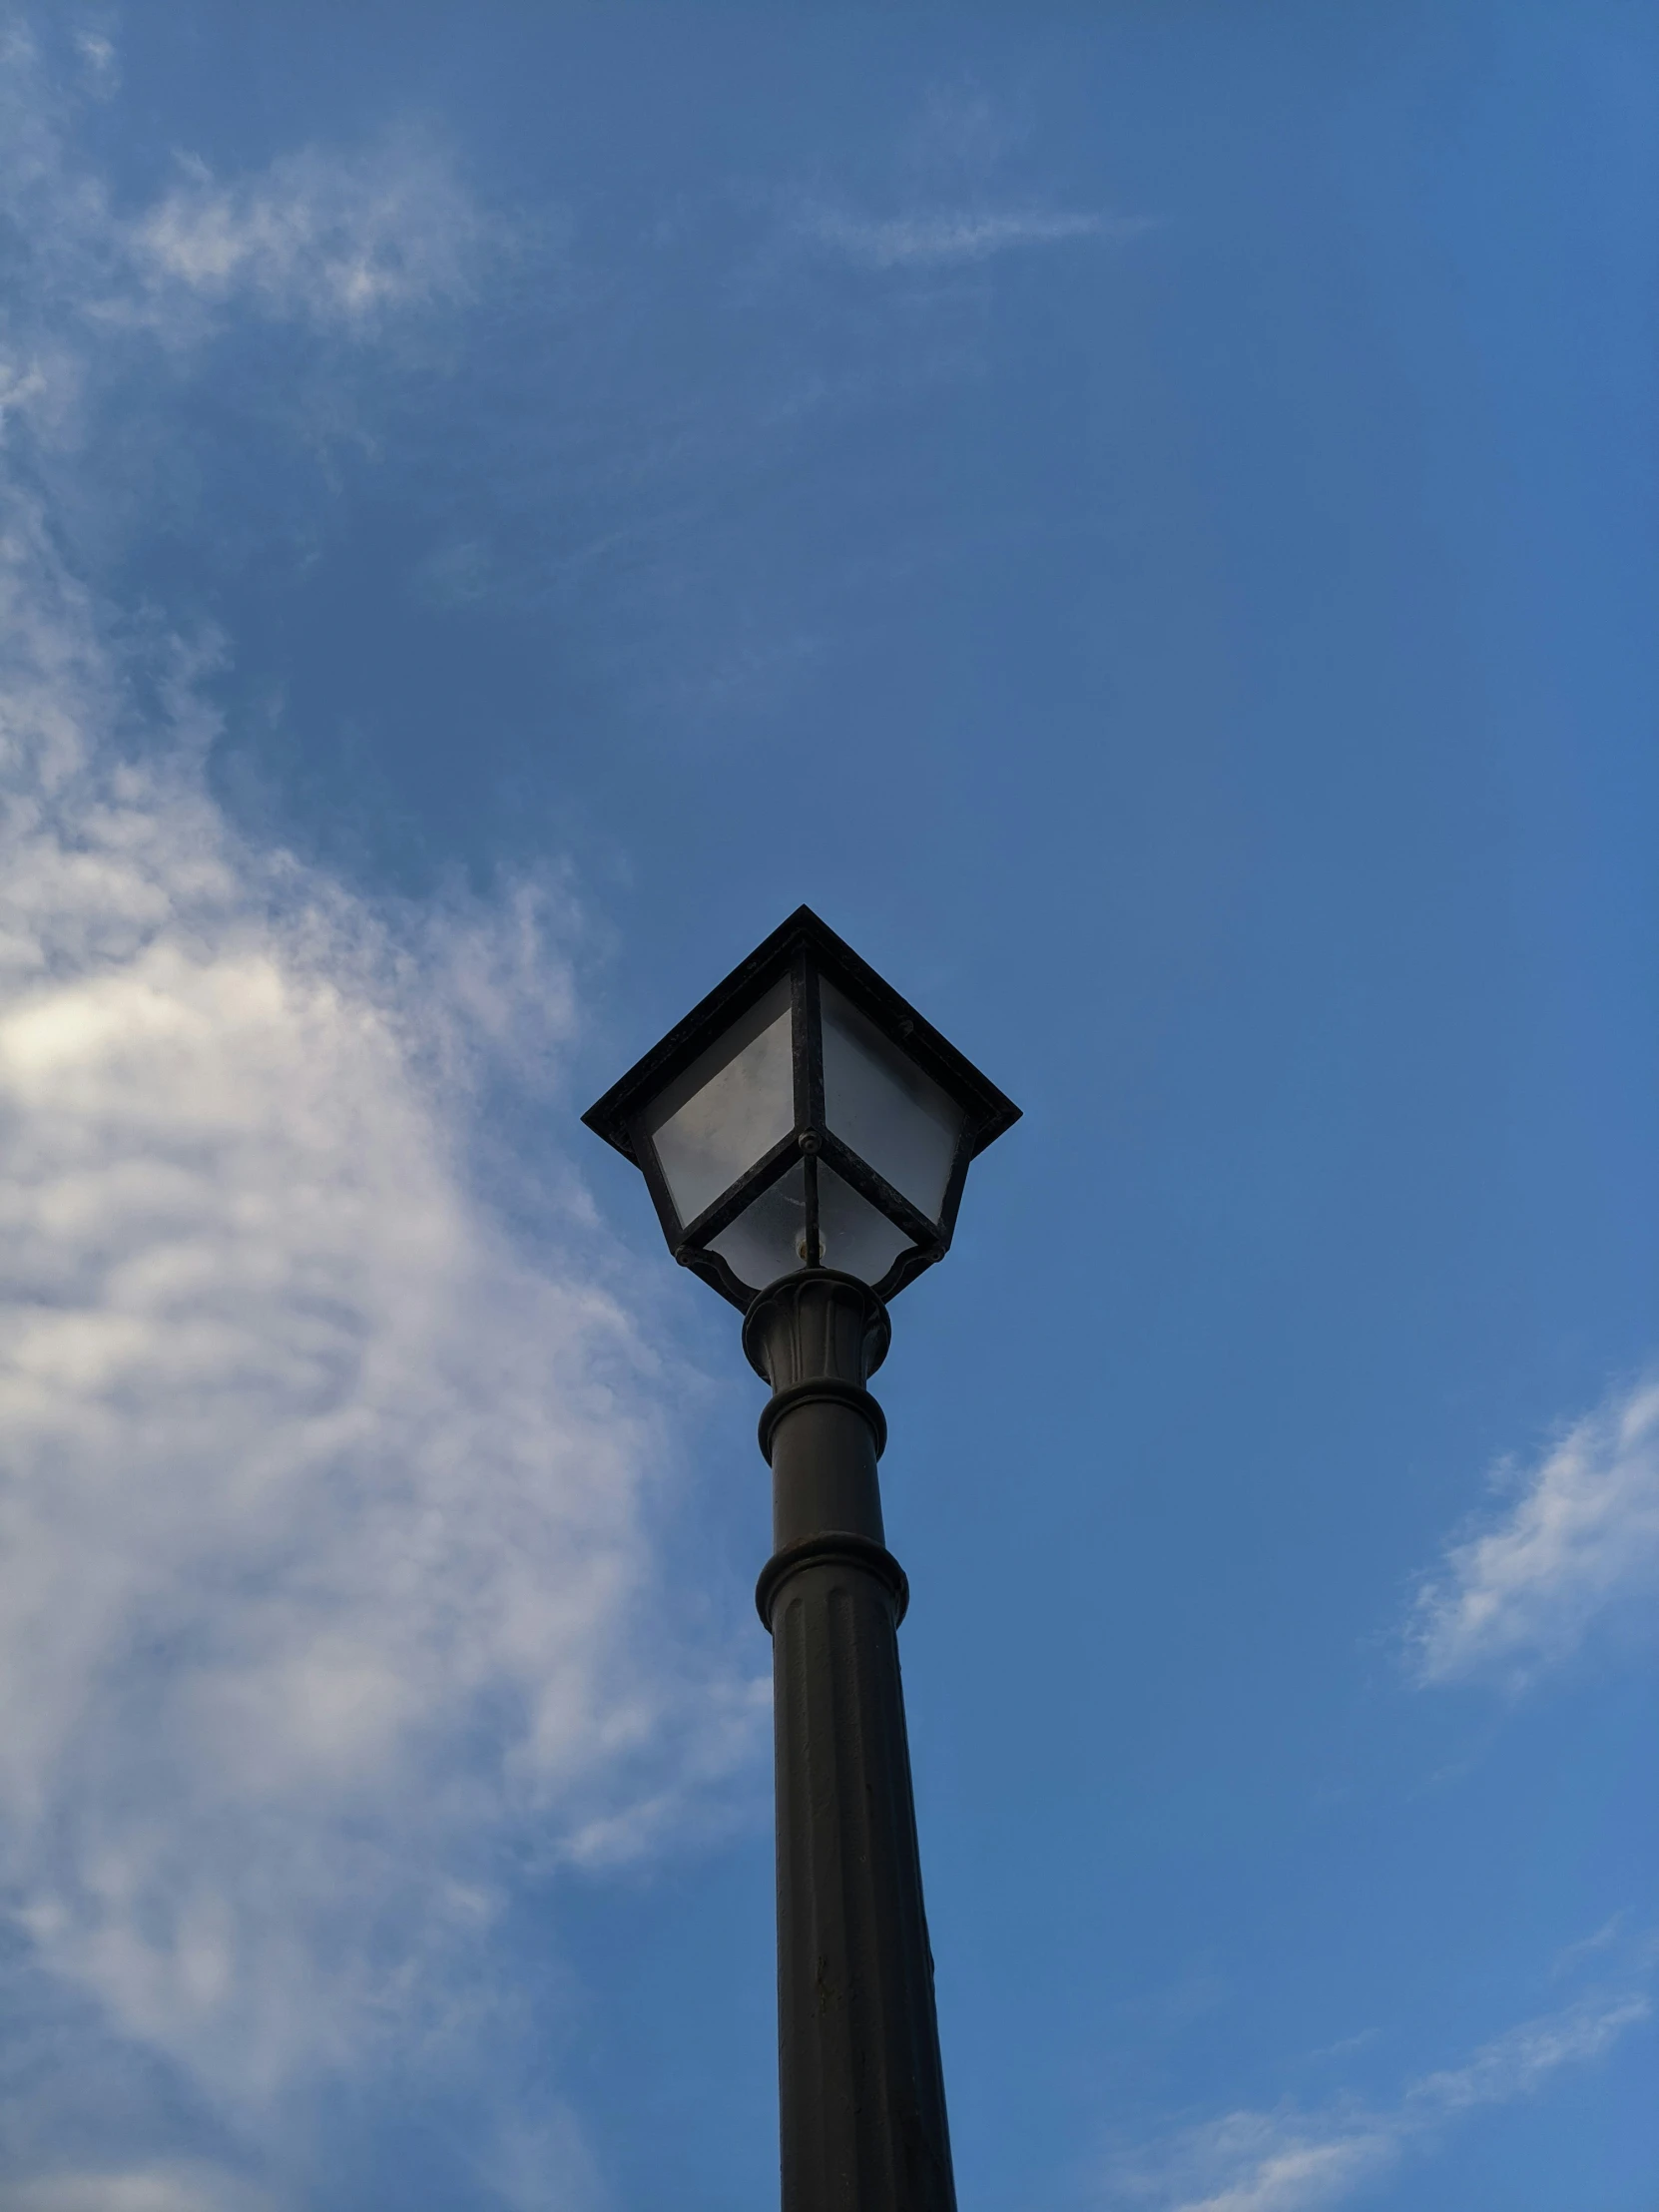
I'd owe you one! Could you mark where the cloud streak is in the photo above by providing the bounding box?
[1103,1980,1652,2212]
[125,135,490,330]
[0,25,492,432]
[1407,1375,1659,1688]
[803,205,1146,270]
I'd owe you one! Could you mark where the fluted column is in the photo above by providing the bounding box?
[744,1271,957,2212]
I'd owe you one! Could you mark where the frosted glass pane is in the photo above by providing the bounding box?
[821,982,965,1225]
[644,980,795,1227]
[707,1162,810,1294]
[816,1164,913,1287]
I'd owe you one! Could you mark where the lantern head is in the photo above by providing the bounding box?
[582,906,1019,1310]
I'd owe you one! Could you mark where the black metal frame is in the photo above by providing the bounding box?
[582,905,1020,1310]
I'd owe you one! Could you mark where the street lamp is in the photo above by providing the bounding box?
[584,905,1019,2212]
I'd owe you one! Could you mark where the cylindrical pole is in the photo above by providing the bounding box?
[744,1271,957,2212]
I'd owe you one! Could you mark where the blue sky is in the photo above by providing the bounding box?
[0,6,1654,2208]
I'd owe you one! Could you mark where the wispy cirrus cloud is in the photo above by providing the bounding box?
[0,25,495,424]
[803,203,1147,271]
[70,25,118,96]
[1103,1972,1652,2212]
[1406,1374,1659,1689]
[1115,2108,1398,2212]
[124,134,492,330]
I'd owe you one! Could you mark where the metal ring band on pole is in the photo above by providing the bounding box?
[755,1531,910,1632]
[757,1378,887,1463]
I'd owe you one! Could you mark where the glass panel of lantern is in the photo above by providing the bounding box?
[640,973,973,1298]
[705,1157,811,1294]
[812,1161,914,1285]
[638,979,796,1230]
[819,980,966,1224]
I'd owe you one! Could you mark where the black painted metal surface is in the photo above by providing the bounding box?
[745,1272,957,2212]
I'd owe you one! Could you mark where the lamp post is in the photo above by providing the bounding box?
[584,906,1018,2212]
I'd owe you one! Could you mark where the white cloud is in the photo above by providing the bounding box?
[805,204,1145,270]
[1114,2109,1399,2212]
[72,28,118,94]
[0,34,762,2195]
[1407,1375,1659,1688]
[0,28,491,398]
[1102,1983,1651,2212]
[0,482,763,2131]
[1551,1913,1627,1979]
[1409,1990,1650,2112]
[4,2164,273,2212]
[125,135,489,329]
